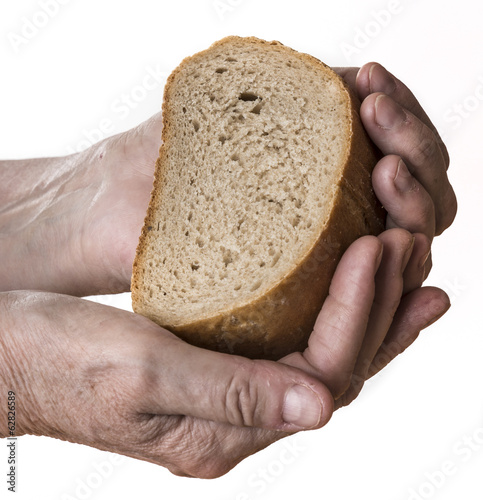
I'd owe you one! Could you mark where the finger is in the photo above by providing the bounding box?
[372,154,434,290]
[402,232,432,294]
[140,335,334,432]
[360,93,457,235]
[423,250,433,282]
[332,67,359,95]
[333,64,450,169]
[367,286,451,378]
[343,229,414,402]
[281,236,383,398]
[335,287,450,410]
[373,155,436,241]
[356,62,450,168]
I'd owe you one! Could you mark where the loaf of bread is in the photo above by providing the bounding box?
[131,36,384,360]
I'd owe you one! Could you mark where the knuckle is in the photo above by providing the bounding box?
[224,360,262,427]
[116,335,172,410]
[124,350,158,400]
[317,319,355,366]
[435,186,457,235]
[437,136,451,170]
[409,133,438,166]
[129,365,156,404]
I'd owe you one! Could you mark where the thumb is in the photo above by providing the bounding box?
[140,336,334,432]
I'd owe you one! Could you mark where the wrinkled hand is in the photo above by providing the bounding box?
[0,229,446,478]
[335,62,457,271]
[0,62,456,416]
[0,117,162,296]
[325,63,457,405]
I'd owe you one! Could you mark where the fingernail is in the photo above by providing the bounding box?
[375,94,407,129]
[393,159,415,192]
[369,63,397,95]
[375,243,384,267]
[282,385,322,429]
[419,249,431,270]
[402,235,416,273]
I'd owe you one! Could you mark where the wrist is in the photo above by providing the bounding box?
[0,146,127,296]
[0,155,79,294]
[0,119,158,296]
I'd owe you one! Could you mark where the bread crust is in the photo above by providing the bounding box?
[132,36,385,360]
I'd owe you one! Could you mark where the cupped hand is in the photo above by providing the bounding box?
[0,230,447,478]
[335,63,457,283]
[0,62,455,422]
[323,63,457,404]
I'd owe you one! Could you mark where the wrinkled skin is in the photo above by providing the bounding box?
[0,63,456,477]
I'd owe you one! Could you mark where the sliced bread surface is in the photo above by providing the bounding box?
[131,36,384,359]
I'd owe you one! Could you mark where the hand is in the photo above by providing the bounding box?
[0,230,446,478]
[0,62,454,416]
[327,63,457,405]
[0,118,161,296]
[335,63,457,281]
[0,63,456,299]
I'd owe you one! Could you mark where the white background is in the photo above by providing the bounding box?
[1,0,482,499]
